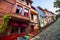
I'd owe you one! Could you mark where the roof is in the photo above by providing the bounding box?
[37,6,44,11]
[44,9,55,15]
[31,6,36,10]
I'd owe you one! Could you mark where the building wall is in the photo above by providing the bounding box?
[0,0,31,34]
[36,8,45,18]
[0,0,31,16]
[0,1,14,25]
[0,0,39,34]
[0,1,14,14]
[5,0,16,4]
[36,8,46,27]
[33,15,38,23]
[44,10,56,24]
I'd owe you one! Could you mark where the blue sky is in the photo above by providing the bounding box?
[32,0,58,14]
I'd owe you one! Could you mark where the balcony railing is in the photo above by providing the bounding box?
[30,8,38,15]
[30,6,38,15]
[10,13,30,21]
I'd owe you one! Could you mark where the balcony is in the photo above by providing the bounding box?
[10,13,30,21]
[30,6,38,15]
[30,8,38,15]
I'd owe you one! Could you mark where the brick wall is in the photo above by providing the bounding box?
[0,1,14,14]
[0,0,16,24]
[5,0,16,4]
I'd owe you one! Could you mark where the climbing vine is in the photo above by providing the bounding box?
[0,14,11,33]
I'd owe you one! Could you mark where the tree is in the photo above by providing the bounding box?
[54,0,60,12]
[54,0,60,8]
[54,0,60,18]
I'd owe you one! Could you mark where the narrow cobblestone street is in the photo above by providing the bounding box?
[31,18,60,40]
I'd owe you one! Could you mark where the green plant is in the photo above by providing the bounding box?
[0,14,11,33]
[56,13,60,18]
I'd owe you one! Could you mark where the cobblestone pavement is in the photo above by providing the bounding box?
[31,18,60,40]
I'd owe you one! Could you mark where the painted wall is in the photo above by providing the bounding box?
[36,8,46,27]
[33,15,38,23]
[36,8,45,18]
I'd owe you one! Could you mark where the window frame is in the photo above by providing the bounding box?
[16,5,23,14]
[24,8,29,17]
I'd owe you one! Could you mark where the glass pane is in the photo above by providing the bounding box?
[16,9,20,13]
[24,9,29,17]
[16,5,23,14]
[19,7,23,14]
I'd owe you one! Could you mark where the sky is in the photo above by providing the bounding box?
[32,0,58,14]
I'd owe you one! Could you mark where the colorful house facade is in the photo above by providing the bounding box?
[36,6,56,28]
[36,6,46,27]
[44,9,56,24]
[0,0,39,38]
[0,0,56,40]
[30,6,39,32]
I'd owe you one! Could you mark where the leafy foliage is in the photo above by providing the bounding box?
[54,0,60,18]
[56,13,60,18]
[54,0,60,8]
[0,14,11,33]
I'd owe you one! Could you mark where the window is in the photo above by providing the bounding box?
[31,25,34,30]
[24,9,29,17]
[31,14,33,20]
[16,5,23,14]
[26,1,29,5]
